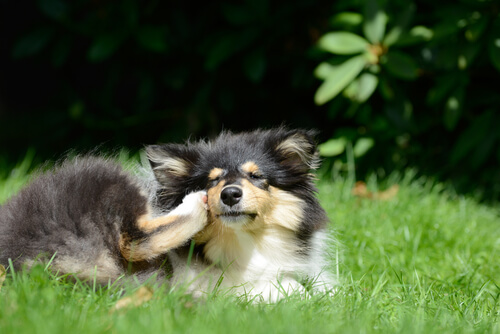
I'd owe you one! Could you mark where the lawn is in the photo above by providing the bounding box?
[0,156,499,333]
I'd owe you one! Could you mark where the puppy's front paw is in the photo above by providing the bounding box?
[182,190,208,209]
[171,191,209,224]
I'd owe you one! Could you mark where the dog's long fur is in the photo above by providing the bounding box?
[0,128,335,301]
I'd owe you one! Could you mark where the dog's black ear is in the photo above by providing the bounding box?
[273,129,320,173]
[145,143,201,185]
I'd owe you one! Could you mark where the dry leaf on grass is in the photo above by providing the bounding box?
[111,286,154,312]
[352,181,399,200]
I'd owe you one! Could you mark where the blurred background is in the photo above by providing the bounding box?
[0,0,499,200]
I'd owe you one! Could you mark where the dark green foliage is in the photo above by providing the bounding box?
[0,0,499,199]
[314,0,500,200]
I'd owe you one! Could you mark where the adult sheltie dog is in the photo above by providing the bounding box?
[0,128,335,301]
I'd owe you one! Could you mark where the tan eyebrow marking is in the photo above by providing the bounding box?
[208,168,224,180]
[241,161,260,174]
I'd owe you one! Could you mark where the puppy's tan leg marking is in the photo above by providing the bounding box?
[137,214,182,233]
[121,191,208,262]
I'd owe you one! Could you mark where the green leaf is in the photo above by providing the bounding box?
[314,62,337,80]
[358,73,378,102]
[315,54,367,105]
[330,12,363,27]
[344,72,378,103]
[488,18,500,72]
[490,38,500,72]
[382,51,418,80]
[88,33,127,62]
[458,41,481,70]
[383,27,403,48]
[383,4,415,47]
[343,78,359,101]
[443,87,465,131]
[319,138,347,157]
[410,26,433,40]
[394,26,433,47]
[363,0,387,44]
[318,32,369,55]
[353,137,375,157]
[12,28,53,58]
[136,26,168,53]
[465,17,488,42]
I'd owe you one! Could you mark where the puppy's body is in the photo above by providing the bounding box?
[0,158,208,283]
[0,128,335,301]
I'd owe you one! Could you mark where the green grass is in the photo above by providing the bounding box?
[0,156,499,333]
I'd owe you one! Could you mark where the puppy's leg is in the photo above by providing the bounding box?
[120,191,208,262]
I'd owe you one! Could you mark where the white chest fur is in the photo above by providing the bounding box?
[169,229,335,302]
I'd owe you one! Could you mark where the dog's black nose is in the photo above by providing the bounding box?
[221,186,243,207]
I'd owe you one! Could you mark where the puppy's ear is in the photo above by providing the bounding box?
[146,144,200,185]
[274,129,320,173]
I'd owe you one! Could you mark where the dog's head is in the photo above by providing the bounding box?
[146,128,326,239]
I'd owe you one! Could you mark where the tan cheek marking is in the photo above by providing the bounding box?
[241,161,260,174]
[208,168,224,180]
[262,186,305,232]
[240,179,271,210]
[194,180,227,245]
[207,180,225,215]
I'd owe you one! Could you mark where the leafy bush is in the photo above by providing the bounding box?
[314,0,500,200]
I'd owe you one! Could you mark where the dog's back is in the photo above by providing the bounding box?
[0,157,149,281]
